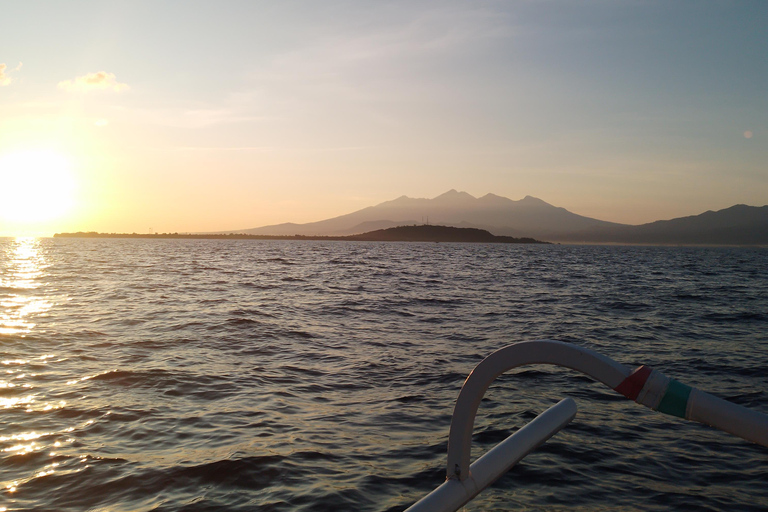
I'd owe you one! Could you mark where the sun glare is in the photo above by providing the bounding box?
[0,150,76,224]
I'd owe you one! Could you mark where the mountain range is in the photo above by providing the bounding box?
[229,190,768,245]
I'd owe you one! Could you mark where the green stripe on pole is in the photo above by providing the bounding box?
[656,379,692,419]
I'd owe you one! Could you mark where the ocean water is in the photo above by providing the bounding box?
[1,237,767,512]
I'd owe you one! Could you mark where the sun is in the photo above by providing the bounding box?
[0,150,77,223]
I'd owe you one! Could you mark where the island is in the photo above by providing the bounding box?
[54,225,548,244]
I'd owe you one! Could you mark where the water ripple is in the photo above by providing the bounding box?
[0,239,766,511]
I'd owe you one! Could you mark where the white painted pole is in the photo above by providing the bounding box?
[446,340,630,481]
[687,389,768,446]
[405,398,577,512]
[404,340,768,512]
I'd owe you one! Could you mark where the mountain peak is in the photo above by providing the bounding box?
[520,195,551,205]
[434,189,476,201]
[479,193,512,204]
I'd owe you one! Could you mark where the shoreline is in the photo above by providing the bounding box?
[53,226,549,244]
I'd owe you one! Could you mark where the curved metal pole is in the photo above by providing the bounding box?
[406,340,768,512]
[447,340,630,480]
[446,340,768,482]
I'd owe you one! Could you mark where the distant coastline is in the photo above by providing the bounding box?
[53,225,548,244]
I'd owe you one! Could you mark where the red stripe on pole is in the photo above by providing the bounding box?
[614,365,652,401]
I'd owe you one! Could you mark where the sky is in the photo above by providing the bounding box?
[0,0,765,236]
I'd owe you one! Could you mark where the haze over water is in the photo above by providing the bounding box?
[1,237,766,511]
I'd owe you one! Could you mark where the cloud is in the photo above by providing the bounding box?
[58,71,129,92]
[0,63,13,86]
[0,62,23,86]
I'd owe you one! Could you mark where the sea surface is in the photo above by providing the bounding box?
[1,238,767,512]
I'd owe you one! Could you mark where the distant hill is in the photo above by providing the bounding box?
[225,191,768,245]
[346,225,546,243]
[560,204,768,245]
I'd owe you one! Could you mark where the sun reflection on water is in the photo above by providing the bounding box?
[0,238,51,336]
[0,238,77,501]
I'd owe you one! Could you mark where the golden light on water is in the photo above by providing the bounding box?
[0,238,51,336]
[0,238,76,494]
[0,150,76,224]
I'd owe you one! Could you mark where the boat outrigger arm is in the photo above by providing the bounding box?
[406,340,768,512]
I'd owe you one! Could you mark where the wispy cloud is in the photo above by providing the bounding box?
[58,71,129,92]
[0,62,22,86]
[122,104,272,129]
[169,144,373,152]
[243,4,516,116]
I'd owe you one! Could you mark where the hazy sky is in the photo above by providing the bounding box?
[0,0,765,235]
